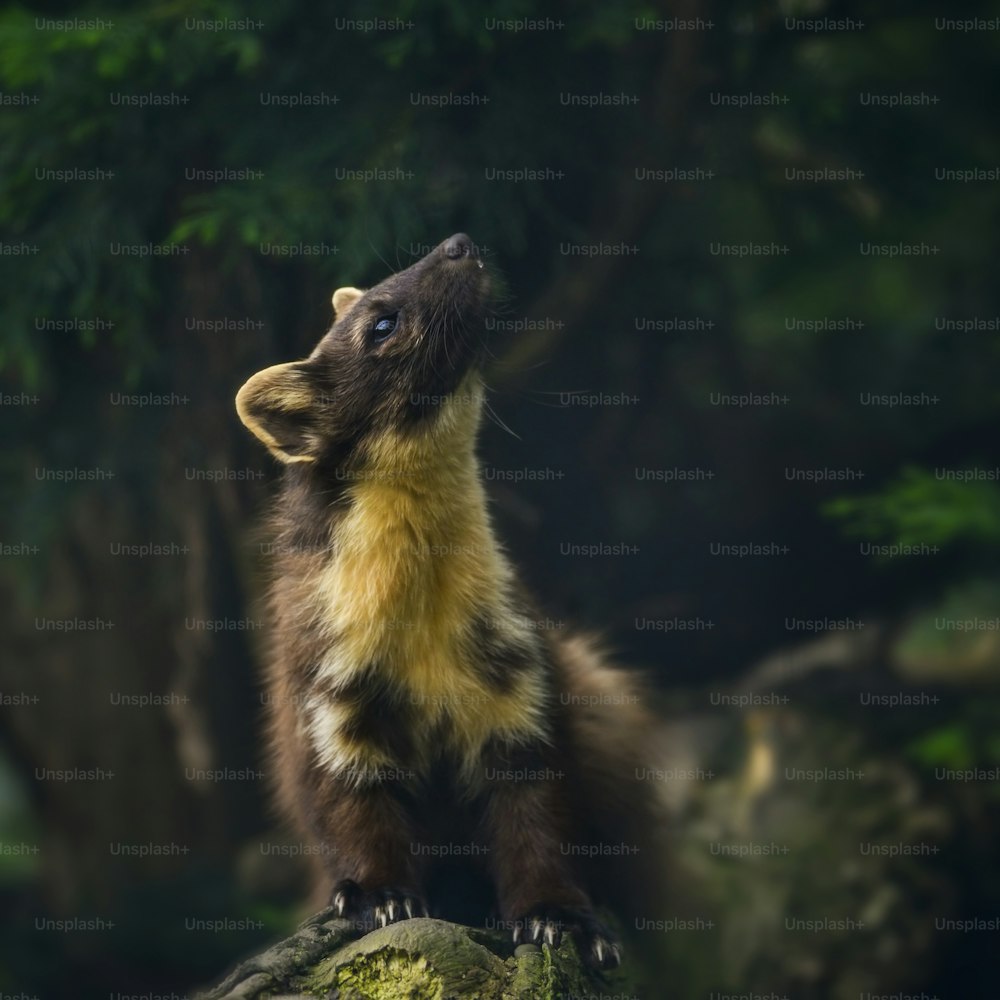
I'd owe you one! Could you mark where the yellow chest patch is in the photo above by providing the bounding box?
[298,410,548,779]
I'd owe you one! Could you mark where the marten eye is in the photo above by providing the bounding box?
[372,314,399,344]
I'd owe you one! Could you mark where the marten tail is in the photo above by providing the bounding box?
[554,634,674,966]
[555,633,660,816]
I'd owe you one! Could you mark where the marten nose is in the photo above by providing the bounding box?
[444,233,477,260]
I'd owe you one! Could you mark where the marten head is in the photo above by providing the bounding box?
[236,234,491,472]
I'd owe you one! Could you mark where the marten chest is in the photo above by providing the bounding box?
[286,477,549,777]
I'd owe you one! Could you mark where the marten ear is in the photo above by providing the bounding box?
[235,361,323,464]
[332,286,365,319]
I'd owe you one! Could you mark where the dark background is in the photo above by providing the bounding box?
[1,1,998,996]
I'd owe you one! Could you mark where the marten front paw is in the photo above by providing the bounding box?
[331,878,429,930]
[511,904,622,969]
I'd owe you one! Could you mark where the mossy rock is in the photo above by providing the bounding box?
[197,909,635,1000]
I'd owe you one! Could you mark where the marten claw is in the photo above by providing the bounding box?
[330,879,428,930]
[332,883,354,917]
[512,907,566,949]
[514,917,561,948]
[591,933,622,968]
[512,904,622,968]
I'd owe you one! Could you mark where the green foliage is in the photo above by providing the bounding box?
[906,700,1000,802]
[908,725,975,771]
[0,0,653,387]
[825,467,1000,549]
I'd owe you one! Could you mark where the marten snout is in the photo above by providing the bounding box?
[442,232,484,266]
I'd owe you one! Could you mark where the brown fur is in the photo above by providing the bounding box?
[237,235,660,965]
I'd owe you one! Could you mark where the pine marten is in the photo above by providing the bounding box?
[236,234,658,968]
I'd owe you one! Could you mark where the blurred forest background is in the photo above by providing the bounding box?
[1,0,998,996]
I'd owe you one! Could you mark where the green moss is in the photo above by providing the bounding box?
[199,913,639,999]
[333,947,443,1000]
